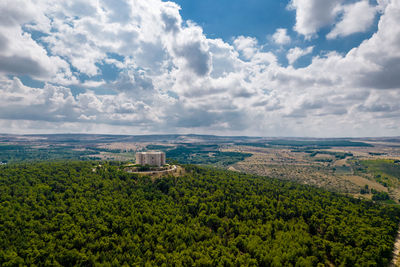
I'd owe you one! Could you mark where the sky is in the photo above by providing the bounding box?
[0,0,399,137]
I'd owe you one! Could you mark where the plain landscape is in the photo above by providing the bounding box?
[2,134,400,202]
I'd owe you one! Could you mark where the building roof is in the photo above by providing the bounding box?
[136,151,164,154]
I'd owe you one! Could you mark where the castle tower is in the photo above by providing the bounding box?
[135,151,166,166]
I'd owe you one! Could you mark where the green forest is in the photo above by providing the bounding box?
[0,144,101,163]
[1,162,400,266]
[148,144,252,166]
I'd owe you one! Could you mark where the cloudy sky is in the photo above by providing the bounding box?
[0,0,399,137]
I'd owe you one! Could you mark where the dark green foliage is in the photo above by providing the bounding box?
[88,147,122,153]
[146,145,173,150]
[360,185,370,195]
[371,189,390,201]
[0,145,26,151]
[138,164,153,171]
[369,152,385,156]
[308,151,353,159]
[164,144,252,166]
[314,158,333,163]
[0,145,100,163]
[0,162,399,266]
[359,188,368,194]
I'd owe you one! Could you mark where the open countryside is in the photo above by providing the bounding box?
[1,0,400,265]
[1,134,400,265]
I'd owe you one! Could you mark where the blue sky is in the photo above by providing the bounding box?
[172,0,380,67]
[172,0,294,41]
[0,0,399,137]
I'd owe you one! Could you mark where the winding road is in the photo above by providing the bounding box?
[390,225,400,267]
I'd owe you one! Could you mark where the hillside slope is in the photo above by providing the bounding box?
[0,162,399,266]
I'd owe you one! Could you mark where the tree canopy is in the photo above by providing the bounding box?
[0,162,399,266]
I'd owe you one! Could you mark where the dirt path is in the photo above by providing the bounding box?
[127,165,178,175]
[390,225,400,267]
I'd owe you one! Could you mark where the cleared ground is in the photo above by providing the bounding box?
[225,141,400,201]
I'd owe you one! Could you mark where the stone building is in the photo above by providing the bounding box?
[136,151,166,166]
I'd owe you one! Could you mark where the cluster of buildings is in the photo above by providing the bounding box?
[135,151,166,166]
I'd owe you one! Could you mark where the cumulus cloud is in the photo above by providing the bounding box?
[174,40,211,76]
[287,46,314,65]
[289,0,378,39]
[0,0,75,83]
[288,0,343,37]
[233,36,258,60]
[0,76,165,126]
[327,1,377,39]
[347,0,400,90]
[271,28,291,45]
[0,0,399,136]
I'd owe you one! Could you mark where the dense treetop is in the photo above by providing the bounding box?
[0,162,399,266]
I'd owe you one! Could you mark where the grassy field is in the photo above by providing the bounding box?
[360,159,400,180]
[355,159,400,192]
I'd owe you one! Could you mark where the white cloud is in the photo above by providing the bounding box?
[327,1,377,39]
[233,36,258,60]
[287,46,314,65]
[172,22,212,76]
[0,0,399,137]
[288,0,378,39]
[271,28,291,45]
[0,1,76,84]
[288,0,343,38]
[0,75,167,126]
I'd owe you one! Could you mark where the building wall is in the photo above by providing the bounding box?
[136,152,166,166]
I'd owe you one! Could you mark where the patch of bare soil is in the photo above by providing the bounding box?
[227,145,400,197]
[333,158,349,166]
[233,160,360,193]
